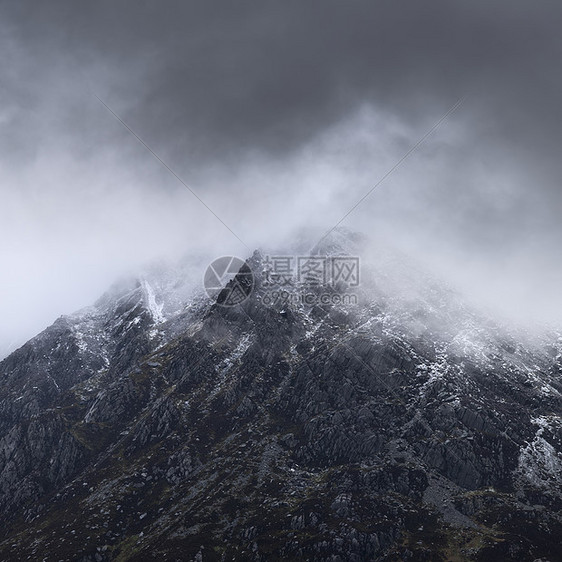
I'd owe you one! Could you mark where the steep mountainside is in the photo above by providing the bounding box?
[0,234,561,561]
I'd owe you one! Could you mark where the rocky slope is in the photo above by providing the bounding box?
[0,233,561,561]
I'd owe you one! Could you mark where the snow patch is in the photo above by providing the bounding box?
[141,280,165,324]
[518,416,562,490]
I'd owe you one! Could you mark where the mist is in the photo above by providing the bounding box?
[2,1,562,357]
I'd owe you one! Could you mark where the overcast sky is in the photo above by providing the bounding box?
[1,1,562,355]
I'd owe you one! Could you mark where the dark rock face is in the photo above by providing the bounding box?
[0,242,561,561]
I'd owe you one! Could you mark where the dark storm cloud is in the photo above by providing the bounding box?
[3,1,562,167]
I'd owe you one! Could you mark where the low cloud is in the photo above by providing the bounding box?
[2,2,562,355]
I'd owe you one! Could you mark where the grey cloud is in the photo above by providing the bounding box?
[3,1,562,164]
[1,1,562,354]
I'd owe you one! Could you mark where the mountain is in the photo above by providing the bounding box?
[0,230,561,561]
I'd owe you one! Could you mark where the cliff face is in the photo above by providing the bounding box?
[0,241,561,561]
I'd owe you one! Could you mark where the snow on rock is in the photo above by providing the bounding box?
[517,415,562,490]
[141,279,165,324]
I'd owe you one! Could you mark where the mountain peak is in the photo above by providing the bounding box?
[0,235,561,560]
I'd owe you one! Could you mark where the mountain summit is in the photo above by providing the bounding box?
[0,233,561,561]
